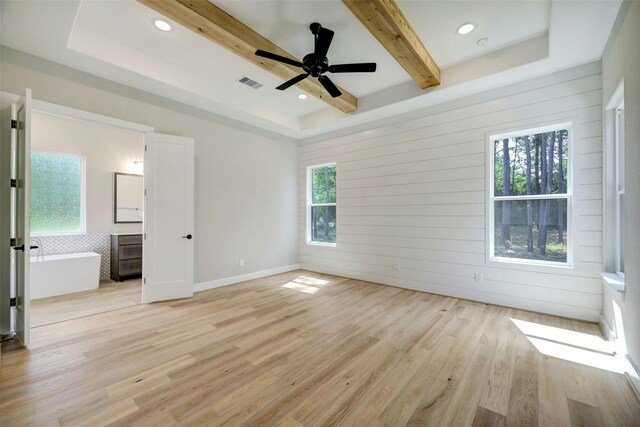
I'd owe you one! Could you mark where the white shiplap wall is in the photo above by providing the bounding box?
[298,62,603,321]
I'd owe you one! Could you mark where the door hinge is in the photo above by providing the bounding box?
[10,119,17,129]
[143,278,146,284]
[9,298,16,307]
[10,238,16,247]
[145,145,148,152]
[10,179,17,188]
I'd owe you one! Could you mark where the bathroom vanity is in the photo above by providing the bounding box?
[110,233,142,281]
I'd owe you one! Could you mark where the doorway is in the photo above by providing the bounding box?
[2,93,195,347]
[28,106,145,327]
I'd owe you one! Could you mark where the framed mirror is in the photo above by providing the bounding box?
[114,172,143,223]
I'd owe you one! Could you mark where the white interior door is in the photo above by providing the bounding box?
[142,133,194,303]
[11,89,32,346]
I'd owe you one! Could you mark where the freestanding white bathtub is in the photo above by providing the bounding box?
[30,252,101,300]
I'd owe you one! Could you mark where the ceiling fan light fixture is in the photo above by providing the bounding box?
[154,19,172,32]
[297,93,308,100]
[457,23,474,35]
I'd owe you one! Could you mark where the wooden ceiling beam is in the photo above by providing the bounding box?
[343,0,441,89]
[138,0,358,113]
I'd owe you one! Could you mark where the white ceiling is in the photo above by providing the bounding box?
[0,0,622,139]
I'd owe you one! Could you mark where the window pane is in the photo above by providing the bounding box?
[618,193,625,273]
[494,129,568,197]
[494,199,567,263]
[311,165,336,204]
[31,152,82,234]
[616,107,625,190]
[311,205,336,244]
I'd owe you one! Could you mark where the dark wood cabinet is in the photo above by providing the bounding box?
[111,234,142,281]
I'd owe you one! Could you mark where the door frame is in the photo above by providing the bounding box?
[0,93,21,336]
[31,100,154,134]
[23,99,154,332]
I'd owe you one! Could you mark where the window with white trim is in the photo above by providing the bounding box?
[614,101,625,275]
[489,124,571,265]
[31,151,85,235]
[307,163,336,246]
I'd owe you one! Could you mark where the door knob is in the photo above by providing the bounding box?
[182,234,192,240]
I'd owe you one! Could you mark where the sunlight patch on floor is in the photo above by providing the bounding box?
[511,318,613,354]
[283,282,320,294]
[526,336,625,373]
[511,318,628,374]
[293,276,330,286]
[282,276,331,294]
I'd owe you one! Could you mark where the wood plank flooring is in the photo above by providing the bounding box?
[30,279,141,327]
[1,270,638,426]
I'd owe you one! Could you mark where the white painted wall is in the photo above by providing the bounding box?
[31,111,144,234]
[0,46,299,285]
[299,62,603,322]
[601,1,640,368]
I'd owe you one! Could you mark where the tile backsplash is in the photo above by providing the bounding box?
[31,234,110,279]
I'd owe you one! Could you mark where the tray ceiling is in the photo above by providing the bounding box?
[0,0,622,138]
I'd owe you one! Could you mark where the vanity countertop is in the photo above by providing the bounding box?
[110,232,142,236]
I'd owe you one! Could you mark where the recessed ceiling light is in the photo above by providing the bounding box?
[457,23,474,35]
[154,20,172,32]
[298,93,308,100]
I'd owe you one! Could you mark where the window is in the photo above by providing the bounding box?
[614,101,625,275]
[31,151,85,235]
[489,124,570,265]
[307,163,336,245]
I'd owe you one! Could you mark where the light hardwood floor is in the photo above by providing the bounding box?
[30,279,141,327]
[1,270,638,426]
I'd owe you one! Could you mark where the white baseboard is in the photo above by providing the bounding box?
[599,314,615,342]
[193,264,301,293]
[300,263,599,322]
[598,316,640,402]
[625,356,640,402]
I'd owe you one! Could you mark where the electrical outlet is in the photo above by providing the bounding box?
[239,258,245,267]
[392,262,401,271]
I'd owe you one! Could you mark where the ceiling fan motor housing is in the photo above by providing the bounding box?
[303,53,328,77]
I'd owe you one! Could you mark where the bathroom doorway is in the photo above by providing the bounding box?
[27,102,148,327]
[3,93,195,346]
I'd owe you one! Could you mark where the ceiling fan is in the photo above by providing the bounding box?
[255,22,377,98]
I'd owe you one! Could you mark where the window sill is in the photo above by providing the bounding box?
[489,256,572,269]
[307,241,336,248]
[31,232,87,237]
[601,272,625,293]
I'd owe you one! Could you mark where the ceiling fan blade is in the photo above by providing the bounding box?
[318,75,342,98]
[255,50,303,68]
[276,73,309,91]
[314,27,334,59]
[327,63,377,73]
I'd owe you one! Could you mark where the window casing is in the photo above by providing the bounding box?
[307,163,336,246]
[614,101,625,276]
[31,150,86,235]
[488,124,571,266]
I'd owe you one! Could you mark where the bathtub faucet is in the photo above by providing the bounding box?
[30,238,44,261]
